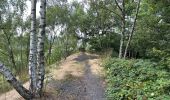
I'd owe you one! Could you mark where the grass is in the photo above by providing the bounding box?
[0,67,29,95]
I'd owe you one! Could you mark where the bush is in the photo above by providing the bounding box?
[146,48,168,61]
[103,58,170,100]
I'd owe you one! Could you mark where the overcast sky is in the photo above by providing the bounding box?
[24,1,40,19]
[24,0,82,20]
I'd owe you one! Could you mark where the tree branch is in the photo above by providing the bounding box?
[100,6,123,21]
[115,0,123,12]
[0,62,33,99]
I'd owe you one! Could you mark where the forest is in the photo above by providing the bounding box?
[0,0,170,100]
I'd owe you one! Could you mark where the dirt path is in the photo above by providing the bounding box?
[0,52,106,100]
[47,52,106,100]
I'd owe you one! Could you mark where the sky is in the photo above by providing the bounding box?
[24,1,40,20]
[24,0,82,20]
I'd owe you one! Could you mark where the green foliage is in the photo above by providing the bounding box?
[131,0,170,58]
[146,48,168,59]
[45,33,78,65]
[103,58,170,100]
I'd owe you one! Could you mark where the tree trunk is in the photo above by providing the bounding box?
[46,28,56,64]
[123,0,141,59]
[37,0,46,96]
[64,34,68,59]
[26,36,30,66]
[118,23,125,58]
[29,0,37,94]
[8,43,16,69]
[0,62,33,99]
[3,32,17,69]
[20,29,24,69]
[47,35,53,64]
[118,0,125,58]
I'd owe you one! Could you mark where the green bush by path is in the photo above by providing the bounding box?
[103,58,170,100]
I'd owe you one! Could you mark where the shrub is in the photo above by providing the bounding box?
[103,58,170,100]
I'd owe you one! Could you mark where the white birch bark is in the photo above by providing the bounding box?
[29,0,37,94]
[123,0,141,58]
[36,0,46,96]
[117,0,125,58]
[0,62,33,99]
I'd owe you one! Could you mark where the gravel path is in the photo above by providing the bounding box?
[82,60,105,100]
[47,52,106,100]
[0,53,106,100]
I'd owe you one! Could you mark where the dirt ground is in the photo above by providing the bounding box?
[0,52,106,100]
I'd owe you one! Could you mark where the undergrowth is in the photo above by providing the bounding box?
[103,58,170,100]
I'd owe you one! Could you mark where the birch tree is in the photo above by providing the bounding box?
[116,0,126,58]
[29,0,37,94]
[123,0,141,58]
[0,0,47,98]
[36,0,46,96]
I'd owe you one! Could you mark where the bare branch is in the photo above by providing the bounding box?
[115,0,122,12]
